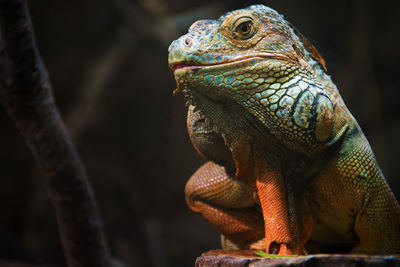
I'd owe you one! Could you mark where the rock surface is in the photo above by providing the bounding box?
[195,250,400,267]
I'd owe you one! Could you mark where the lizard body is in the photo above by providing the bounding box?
[168,5,400,255]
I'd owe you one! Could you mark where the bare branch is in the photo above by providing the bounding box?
[0,1,111,266]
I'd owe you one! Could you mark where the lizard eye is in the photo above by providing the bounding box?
[233,17,255,39]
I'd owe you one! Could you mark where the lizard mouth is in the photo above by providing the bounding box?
[171,56,265,96]
[169,63,198,71]
[169,56,262,72]
[169,53,298,73]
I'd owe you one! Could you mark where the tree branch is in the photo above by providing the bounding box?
[0,1,111,266]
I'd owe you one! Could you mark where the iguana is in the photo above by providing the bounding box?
[168,5,400,255]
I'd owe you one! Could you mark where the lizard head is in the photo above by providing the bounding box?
[168,4,326,90]
[168,4,334,156]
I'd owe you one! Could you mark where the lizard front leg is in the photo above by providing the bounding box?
[255,165,295,255]
[185,161,265,249]
[238,150,311,255]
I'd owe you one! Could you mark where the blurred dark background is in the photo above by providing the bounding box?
[0,0,399,266]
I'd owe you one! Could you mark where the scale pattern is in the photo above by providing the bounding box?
[190,59,334,153]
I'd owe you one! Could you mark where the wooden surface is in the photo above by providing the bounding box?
[195,250,400,266]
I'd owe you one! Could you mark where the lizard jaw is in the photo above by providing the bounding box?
[171,56,263,96]
[170,53,302,96]
[169,52,300,72]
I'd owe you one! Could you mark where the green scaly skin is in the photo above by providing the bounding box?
[168,5,400,255]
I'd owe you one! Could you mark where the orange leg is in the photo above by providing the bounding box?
[255,162,312,255]
[185,161,264,248]
[256,170,294,254]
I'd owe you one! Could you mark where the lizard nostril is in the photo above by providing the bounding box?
[183,37,193,47]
